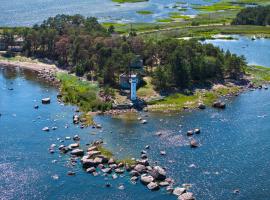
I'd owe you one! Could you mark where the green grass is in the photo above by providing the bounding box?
[57,73,112,112]
[169,12,191,20]
[148,84,241,111]
[97,146,114,158]
[96,145,136,165]
[137,77,157,98]
[192,0,242,12]
[245,65,270,85]
[136,10,153,15]
[156,18,174,23]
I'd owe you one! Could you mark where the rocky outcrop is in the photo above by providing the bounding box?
[42,98,51,104]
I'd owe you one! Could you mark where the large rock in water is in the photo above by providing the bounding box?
[140,174,154,185]
[70,149,84,156]
[134,164,146,173]
[212,101,226,109]
[147,182,160,190]
[150,166,166,181]
[81,158,95,168]
[42,98,51,104]
[173,187,187,196]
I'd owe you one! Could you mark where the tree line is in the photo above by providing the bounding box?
[2,14,246,91]
[232,5,270,26]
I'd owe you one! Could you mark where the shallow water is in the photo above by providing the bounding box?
[0,0,220,26]
[1,66,270,200]
[204,35,270,67]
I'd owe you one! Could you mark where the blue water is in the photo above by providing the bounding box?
[1,65,270,200]
[204,35,270,67]
[0,0,220,26]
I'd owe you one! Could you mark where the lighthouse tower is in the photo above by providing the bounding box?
[130,74,137,101]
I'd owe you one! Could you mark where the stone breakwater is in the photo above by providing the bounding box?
[49,138,196,200]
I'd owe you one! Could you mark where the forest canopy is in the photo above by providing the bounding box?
[2,14,246,91]
[232,5,270,26]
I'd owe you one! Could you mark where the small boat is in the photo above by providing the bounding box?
[251,35,256,41]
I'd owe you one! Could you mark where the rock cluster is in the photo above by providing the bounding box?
[50,138,195,200]
[37,69,59,86]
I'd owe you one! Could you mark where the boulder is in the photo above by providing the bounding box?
[81,158,95,168]
[102,168,112,174]
[147,182,160,190]
[130,176,138,182]
[88,151,101,157]
[68,143,79,149]
[160,150,166,155]
[129,170,140,177]
[86,167,96,173]
[42,127,50,132]
[71,149,84,156]
[190,140,199,148]
[67,171,76,176]
[140,174,154,185]
[87,146,98,152]
[108,158,115,164]
[112,174,118,179]
[137,159,149,166]
[178,192,195,200]
[141,154,148,159]
[187,130,193,136]
[159,181,170,187]
[134,164,146,173]
[173,187,186,196]
[150,166,166,181]
[93,157,103,165]
[73,135,80,141]
[198,103,206,109]
[194,128,200,134]
[212,101,226,109]
[42,98,51,104]
[73,115,80,124]
[115,168,125,174]
[145,145,150,149]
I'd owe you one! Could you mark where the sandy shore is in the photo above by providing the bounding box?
[0,59,60,73]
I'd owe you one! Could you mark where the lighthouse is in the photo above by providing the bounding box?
[130,74,137,101]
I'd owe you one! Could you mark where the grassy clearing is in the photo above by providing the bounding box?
[193,2,241,12]
[156,18,174,23]
[137,76,158,98]
[148,85,241,111]
[169,12,191,20]
[57,73,112,112]
[245,65,270,85]
[136,10,153,15]
[97,145,136,165]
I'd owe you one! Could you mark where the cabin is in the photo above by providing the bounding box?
[7,37,24,52]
